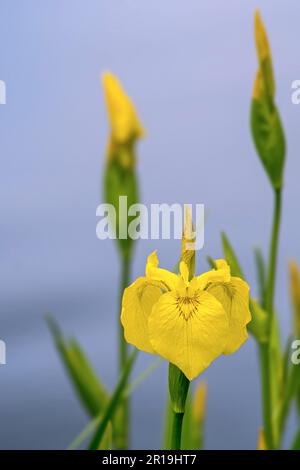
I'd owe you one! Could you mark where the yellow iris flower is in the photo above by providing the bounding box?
[121,252,251,380]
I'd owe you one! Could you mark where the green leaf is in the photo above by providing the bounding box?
[206,256,216,270]
[163,395,173,450]
[180,391,193,450]
[168,364,190,414]
[296,385,300,420]
[47,317,109,417]
[181,384,206,450]
[291,429,300,450]
[221,232,244,278]
[221,235,270,345]
[88,349,137,450]
[249,299,268,343]
[124,358,162,398]
[279,357,300,436]
[268,313,282,447]
[68,357,161,450]
[282,336,293,386]
[254,247,267,308]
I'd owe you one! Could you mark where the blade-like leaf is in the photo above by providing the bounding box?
[181,382,206,450]
[254,247,267,308]
[291,429,300,450]
[47,316,109,417]
[89,349,137,450]
[221,232,244,278]
[163,394,173,450]
[268,313,282,448]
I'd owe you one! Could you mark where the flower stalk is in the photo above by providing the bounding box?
[116,257,131,449]
[168,363,190,450]
[102,72,144,449]
[251,11,285,450]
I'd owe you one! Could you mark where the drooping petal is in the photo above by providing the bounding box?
[121,277,162,353]
[148,290,229,380]
[145,251,179,291]
[207,277,251,355]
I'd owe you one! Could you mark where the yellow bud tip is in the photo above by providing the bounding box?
[193,382,207,422]
[181,206,196,276]
[289,260,300,334]
[289,260,300,290]
[254,10,271,63]
[179,261,189,285]
[257,428,267,450]
[101,71,145,144]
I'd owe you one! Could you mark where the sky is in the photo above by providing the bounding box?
[0,0,300,449]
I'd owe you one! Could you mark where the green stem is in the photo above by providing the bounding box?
[89,349,137,450]
[258,342,272,448]
[266,189,281,318]
[260,188,282,450]
[119,257,131,371]
[116,256,131,450]
[168,364,189,450]
[170,412,184,450]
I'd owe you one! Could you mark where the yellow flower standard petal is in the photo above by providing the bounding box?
[102,72,145,144]
[181,206,195,278]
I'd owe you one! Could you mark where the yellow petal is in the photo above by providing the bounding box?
[148,290,229,380]
[196,259,231,289]
[257,428,267,450]
[102,72,144,144]
[207,277,251,355]
[179,261,189,285]
[121,277,161,353]
[255,10,271,63]
[193,382,207,422]
[289,260,300,335]
[181,206,195,278]
[145,251,178,291]
[254,10,275,98]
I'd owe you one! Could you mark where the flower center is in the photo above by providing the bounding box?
[176,289,201,320]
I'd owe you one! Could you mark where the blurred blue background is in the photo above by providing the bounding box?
[1,0,299,449]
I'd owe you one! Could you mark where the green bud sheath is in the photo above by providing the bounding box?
[252,12,286,190]
[169,363,190,414]
[251,96,285,190]
[104,142,139,262]
[168,364,190,450]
